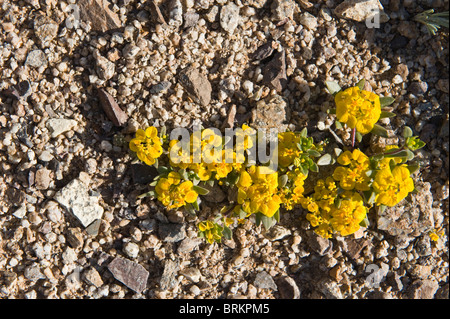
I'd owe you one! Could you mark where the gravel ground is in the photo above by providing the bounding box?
[0,0,448,299]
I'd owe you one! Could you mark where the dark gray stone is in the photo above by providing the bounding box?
[108,257,149,293]
[254,271,277,290]
[158,223,186,242]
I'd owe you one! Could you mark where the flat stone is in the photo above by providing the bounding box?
[251,94,290,131]
[317,277,343,299]
[35,168,51,190]
[54,178,104,228]
[94,50,115,81]
[262,50,288,92]
[377,181,437,237]
[334,0,387,23]
[158,223,186,243]
[407,279,440,299]
[180,267,201,283]
[148,1,166,24]
[183,11,199,29]
[343,238,370,259]
[276,276,300,299]
[178,66,212,106]
[66,227,84,249]
[83,267,104,288]
[98,88,128,126]
[177,238,202,254]
[33,15,59,47]
[254,271,277,290]
[78,0,122,32]
[149,81,171,94]
[24,263,45,282]
[25,50,47,68]
[46,118,78,138]
[264,225,291,241]
[220,3,240,34]
[271,0,295,21]
[250,41,275,61]
[307,232,332,256]
[86,219,102,236]
[160,259,180,290]
[108,257,149,293]
[299,12,318,30]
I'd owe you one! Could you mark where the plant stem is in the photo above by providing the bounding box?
[351,128,356,148]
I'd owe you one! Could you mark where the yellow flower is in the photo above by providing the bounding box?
[155,175,198,210]
[333,149,371,191]
[373,165,414,207]
[278,132,301,167]
[335,86,381,134]
[129,126,163,166]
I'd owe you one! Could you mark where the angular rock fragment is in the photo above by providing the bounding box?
[54,178,104,228]
[33,15,59,47]
[220,3,240,34]
[94,50,115,81]
[250,40,274,61]
[262,50,287,92]
[178,66,212,106]
[25,50,48,69]
[334,0,388,23]
[277,276,300,299]
[148,1,166,24]
[108,257,149,293]
[160,259,179,290]
[98,88,128,126]
[254,271,277,290]
[78,0,122,32]
[46,118,78,138]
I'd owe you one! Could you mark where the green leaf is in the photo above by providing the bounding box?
[273,210,280,223]
[327,108,336,115]
[334,197,342,209]
[379,111,396,119]
[310,162,319,173]
[153,158,159,169]
[149,180,158,187]
[192,199,200,211]
[356,79,366,90]
[278,174,288,188]
[317,154,333,166]
[405,149,415,161]
[179,168,189,180]
[384,150,408,158]
[157,166,170,174]
[193,185,210,195]
[371,124,389,138]
[402,126,413,138]
[407,163,420,174]
[359,217,370,228]
[335,121,343,130]
[239,208,247,219]
[363,190,376,205]
[260,214,276,230]
[334,148,343,157]
[325,81,342,95]
[296,142,303,152]
[255,212,262,227]
[307,149,321,157]
[378,205,387,214]
[355,131,363,143]
[222,226,232,240]
[299,127,308,138]
[379,96,395,107]
[185,203,196,216]
[137,190,156,199]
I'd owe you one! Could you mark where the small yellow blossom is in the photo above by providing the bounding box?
[335,86,381,134]
[332,149,371,191]
[129,127,163,166]
[155,175,198,210]
[372,165,415,207]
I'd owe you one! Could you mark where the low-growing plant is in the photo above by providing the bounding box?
[128,79,427,243]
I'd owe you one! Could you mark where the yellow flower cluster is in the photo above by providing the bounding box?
[372,165,414,207]
[129,127,163,166]
[235,166,282,218]
[302,177,368,238]
[168,128,244,181]
[278,132,302,167]
[335,86,381,134]
[279,169,308,211]
[155,172,198,210]
[332,149,371,191]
